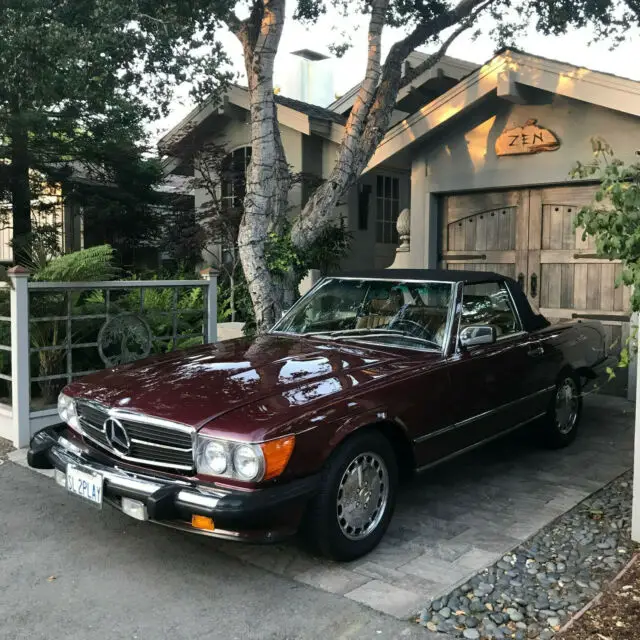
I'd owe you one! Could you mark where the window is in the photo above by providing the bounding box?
[376,175,400,243]
[273,278,454,351]
[221,147,252,210]
[460,282,521,338]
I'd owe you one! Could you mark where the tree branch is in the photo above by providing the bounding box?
[359,0,496,159]
[343,0,390,135]
[394,0,496,63]
[400,0,492,89]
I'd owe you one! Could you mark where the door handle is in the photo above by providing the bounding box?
[530,272,538,298]
[528,344,544,357]
[517,272,525,290]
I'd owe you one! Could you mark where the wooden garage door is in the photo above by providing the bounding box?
[531,187,631,389]
[441,187,631,395]
[440,190,529,285]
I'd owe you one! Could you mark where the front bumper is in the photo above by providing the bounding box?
[28,426,320,542]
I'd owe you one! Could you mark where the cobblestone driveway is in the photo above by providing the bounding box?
[215,395,634,619]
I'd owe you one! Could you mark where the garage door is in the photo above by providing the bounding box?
[440,186,631,395]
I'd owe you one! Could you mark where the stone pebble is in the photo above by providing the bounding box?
[417,473,633,639]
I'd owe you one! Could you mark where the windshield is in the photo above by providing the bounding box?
[272,278,454,351]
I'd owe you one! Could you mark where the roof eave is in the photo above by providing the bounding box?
[364,49,640,173]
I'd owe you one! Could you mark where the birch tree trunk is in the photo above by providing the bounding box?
[229,0,492,332]
[234,0,291,332]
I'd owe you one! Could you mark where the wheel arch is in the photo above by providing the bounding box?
[328,414,416,482]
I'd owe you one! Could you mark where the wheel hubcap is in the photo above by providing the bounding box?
[336,452,389,541]
[555,378,578,435]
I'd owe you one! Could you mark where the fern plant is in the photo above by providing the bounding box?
[29,245,118,405]
[32,245,119,282]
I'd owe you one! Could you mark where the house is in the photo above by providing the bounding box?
[160,47,640,394]
[0,168,193,268]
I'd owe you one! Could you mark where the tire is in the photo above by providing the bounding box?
[302,430,398,561]
[541,371,582,449]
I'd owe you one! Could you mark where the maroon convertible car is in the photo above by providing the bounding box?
[29,270,610,560]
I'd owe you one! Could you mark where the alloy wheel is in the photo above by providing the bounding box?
[336,451,389,541]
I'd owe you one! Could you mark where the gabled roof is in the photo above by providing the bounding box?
[159,85,345,156]
[365,49,640,171]
[328,53,479,115]
[274,95,346,125]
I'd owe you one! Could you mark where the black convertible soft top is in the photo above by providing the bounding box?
[337,269,550,332]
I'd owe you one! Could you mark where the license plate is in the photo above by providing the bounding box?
[66,464,104,508]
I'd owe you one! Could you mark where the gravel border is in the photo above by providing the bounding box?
[417,471,636,640]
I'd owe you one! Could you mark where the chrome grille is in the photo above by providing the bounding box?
[76,400,195,472]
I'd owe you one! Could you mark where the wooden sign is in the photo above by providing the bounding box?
[496,119,560,156]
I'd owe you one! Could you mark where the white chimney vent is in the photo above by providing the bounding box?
[275,49,335,107]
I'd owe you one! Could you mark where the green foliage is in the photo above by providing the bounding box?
[112,275,206,353]
[571,138,640,380]
[266,219,352,280]
[571,138,640,311]
[25,247,213,404]
[31,245,119,283]
[0,0,233,251]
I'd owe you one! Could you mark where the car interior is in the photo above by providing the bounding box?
[353,287,519,347]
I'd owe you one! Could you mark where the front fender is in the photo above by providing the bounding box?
[328,407,408,451]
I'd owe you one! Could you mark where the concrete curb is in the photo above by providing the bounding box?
[7,447,54,478]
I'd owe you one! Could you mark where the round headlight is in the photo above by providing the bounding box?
[57,393,78,428]
[233,445,263,481]
[203,441,228,475]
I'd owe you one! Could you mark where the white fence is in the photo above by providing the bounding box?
[0,267,218,447]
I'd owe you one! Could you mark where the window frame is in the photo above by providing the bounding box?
[221,146,252,211]
[458,280,524,343]
[375,174,401,244]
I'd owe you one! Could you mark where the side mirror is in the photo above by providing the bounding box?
[459,325,497,349]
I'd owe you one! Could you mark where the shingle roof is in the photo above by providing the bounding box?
[275,94,347,125]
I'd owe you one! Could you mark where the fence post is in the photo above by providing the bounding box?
[9,267,30,448]
[200,268,219,343]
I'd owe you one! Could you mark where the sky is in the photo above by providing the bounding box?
[150,6,640,144]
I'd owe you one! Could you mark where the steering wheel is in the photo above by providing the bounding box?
[388,318,432,341]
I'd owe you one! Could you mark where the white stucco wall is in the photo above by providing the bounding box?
[194,118,306,266]
[341,169,411,271]
[194,117,305,219]
[425,94,640,193]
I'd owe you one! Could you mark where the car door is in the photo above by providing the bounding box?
[431,280,543,455]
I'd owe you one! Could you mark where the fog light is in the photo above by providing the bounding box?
[192,515,215,531]
[121,497,148,521]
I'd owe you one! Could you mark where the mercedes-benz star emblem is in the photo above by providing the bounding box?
[104,417,131,455]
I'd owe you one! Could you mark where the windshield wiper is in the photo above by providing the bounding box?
[304,328,406,339]
[305,328,441,349]
[332,332,441,349]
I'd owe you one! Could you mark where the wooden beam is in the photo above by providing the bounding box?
[497,71,527,105]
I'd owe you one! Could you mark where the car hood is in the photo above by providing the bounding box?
[65,334,423,435]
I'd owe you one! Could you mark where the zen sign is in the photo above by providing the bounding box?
[496,119,560,157]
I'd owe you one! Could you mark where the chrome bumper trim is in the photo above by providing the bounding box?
[52,433,227,510]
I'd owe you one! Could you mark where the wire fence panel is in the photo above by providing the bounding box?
[26,279,215,411]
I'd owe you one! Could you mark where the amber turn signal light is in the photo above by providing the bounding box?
[260,435,295,480]
[192,515,215,531]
